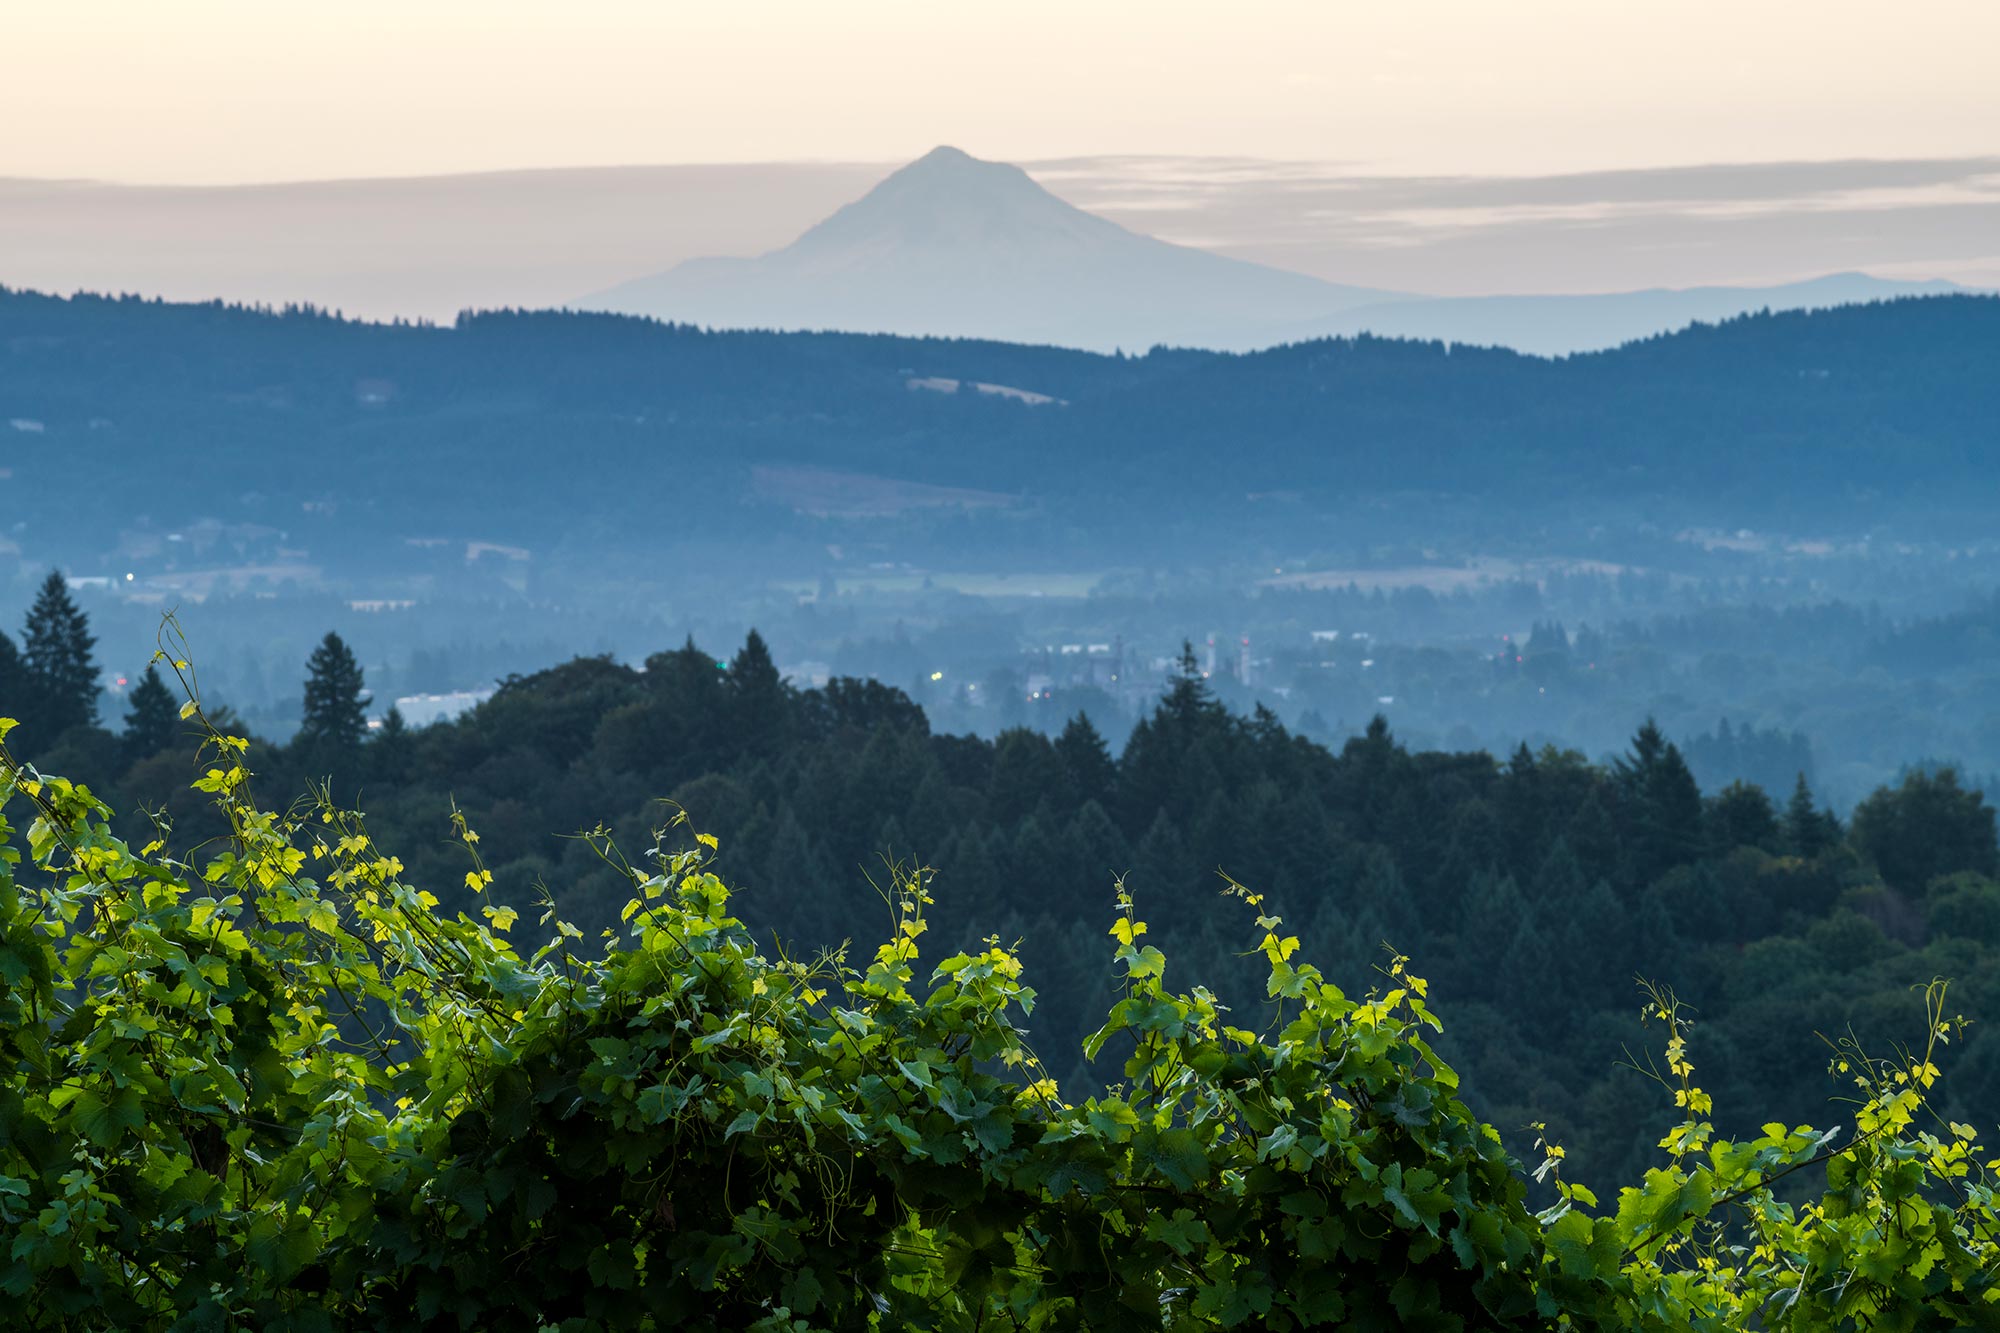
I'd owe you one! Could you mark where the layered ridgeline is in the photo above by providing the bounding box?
[3,668,1998,1329]
[13,626,2000,1198]
[4,286,2000,572]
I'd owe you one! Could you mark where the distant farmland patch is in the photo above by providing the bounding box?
[1260,555,1630,593]
[777,569,1105,599]
[751,465,1019,518]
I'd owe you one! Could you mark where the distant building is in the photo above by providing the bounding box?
[392,688,494,727]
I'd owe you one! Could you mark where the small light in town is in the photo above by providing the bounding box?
[124,572,135,581]
[930,671,943,681]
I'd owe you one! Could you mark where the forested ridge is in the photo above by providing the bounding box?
[6,287,2000,567]
[10,592,1999,1200]
[4,619,1998,1328]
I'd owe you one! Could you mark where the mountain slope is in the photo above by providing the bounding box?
[577,146,1400,352]
[577,148,1979,355]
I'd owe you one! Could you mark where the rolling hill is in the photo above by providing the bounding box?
[2,286,1997,578]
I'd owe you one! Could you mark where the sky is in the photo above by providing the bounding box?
[8,0,1999,185]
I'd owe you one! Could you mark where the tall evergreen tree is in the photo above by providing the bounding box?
[0,631,26,721]
[989,729,1064,826]
[647,637,728,746]
[1616,720,1704,884]
[727,630,792,758]
[1118,643,1228,830]
[1709,779,1779,852]
[762,806,837,938]
[1460,869,1525,984]
[22,571,100,735]
[122,664,180,765]
[1159,640,1226,732]
[1054,712,1118,810]
[1784,773,1837,859]
[1613,718,1670,791]
[298,632,369,758]
[370,705,414,782]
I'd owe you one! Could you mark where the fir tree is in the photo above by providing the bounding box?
[989,728,1064,826]
[1500,912,1566,1029]
[1560,879,1630,993]
[1426,796,1504,914]
[1461,869,1526,984]
[1065,800,1132,900]
[1784,773,1833,858]
[1709,779,1779,852]
[298,632,369,758]
[1529,837,1589,908]
[1616,720,1704,884]
[122,664,180,764]
[1054,712,1118,809]
[762,806,836,937]
[0,631,26,720]
[727,629,791,758]
[1351,842,1421,947]
[370,705,413,781]
[1159,639,1225,732]
[1008,813,1062,913]
[1118,644,1228,830]
[22,571,100,735]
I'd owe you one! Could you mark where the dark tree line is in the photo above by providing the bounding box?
[7,617,2000,1192]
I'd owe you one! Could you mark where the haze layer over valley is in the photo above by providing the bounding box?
[5,285,2000,806]
[6,128,2000,817]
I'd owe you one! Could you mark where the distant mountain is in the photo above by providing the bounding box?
[577,146,1400,352]
[577,148,1972,355]
[4,154,1996,330]
[1304,272,1964,356]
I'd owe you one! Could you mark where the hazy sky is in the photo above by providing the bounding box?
[9,0,1998,184]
